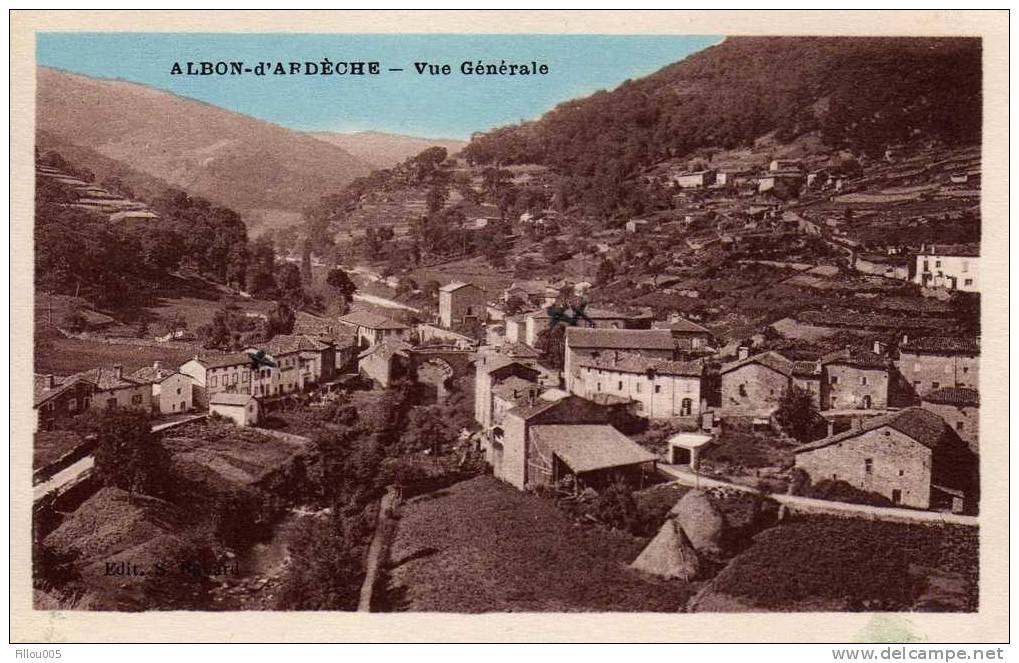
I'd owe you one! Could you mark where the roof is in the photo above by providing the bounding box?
[565,327,676,351]
[527,307,650,322]
[668,432,714,449]
[900,337,979,355]
[577,352,703,378]
[722,351,795,378]
[192,352,252,369]
[653,317,712,335]
[34,374,95,407]
[66,367,145,391]
[919,243,980,258]
[794,407,955,454]
[129,365,180,384]
[261,333,333,356]
[358,338,414,361]
[492,376,540,403]
[337,310,408,330]
[820,347,890,370]
[209,392,256,406]
[922,387,980,407]
[439,281,480,293]
[529,425,656,474]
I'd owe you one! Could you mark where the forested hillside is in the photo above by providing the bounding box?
[463,37,981,212]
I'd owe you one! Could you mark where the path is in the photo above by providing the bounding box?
[352,292,420,313]
[658,464,978,527]
[357,486,401,612]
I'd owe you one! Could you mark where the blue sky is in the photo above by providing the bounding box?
[37,33,720,139]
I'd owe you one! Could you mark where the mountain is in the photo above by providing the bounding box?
[36,66,375,230]
[307,131,467,169]
[463,37,981,174]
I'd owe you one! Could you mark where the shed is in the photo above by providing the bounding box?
[529,424,657,490]
[209,392,259,427]
[667,432,714,470]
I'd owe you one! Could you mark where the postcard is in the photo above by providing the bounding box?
[10,10,1009,643]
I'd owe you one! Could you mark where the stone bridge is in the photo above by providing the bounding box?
[408,347,477,379]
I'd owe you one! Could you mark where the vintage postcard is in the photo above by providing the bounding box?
[10,10,1009,644]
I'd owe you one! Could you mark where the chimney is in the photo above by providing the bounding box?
[113,364,123,379]
[873,340,883,355]
[738,346,749,360]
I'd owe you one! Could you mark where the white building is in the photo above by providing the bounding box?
[571,352,704,420]
[914,244,980,292]
[130,362,193,415]
[209,392,260,427]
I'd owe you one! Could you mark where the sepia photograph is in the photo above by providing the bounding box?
[10,9,1009,646]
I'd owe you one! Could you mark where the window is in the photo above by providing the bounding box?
[132,394,143,405]
[899,470,905,476]
[830,375,838,385]
[860,376,868,386]
[961,261,969,273]
[655,385,662,394]
[739,384,747,397]
[831,397,837,407]
[962,366,969,374]
[680,398,692,417]
[596,383,601,392]
[935,260,941,268]
[862,395,872,409]
[832,473,838,481]
[956,421,965,431]
[891,489,902,504]
[176,387,182,395]
[913,380,921,390]
[618,381,623,391]
[964,279,973,286]
[210,376,218,387]
[932,381,940,390]
[106,398,117,410]
[864,458,873,474]
[242,372,249,382]
[67,398,77,412]
[635,382,642,394]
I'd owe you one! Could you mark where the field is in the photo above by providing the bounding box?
[409,256,516,296]
[691,515,978,612]
[383,475,697,612]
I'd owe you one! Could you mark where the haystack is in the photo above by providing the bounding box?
[672,490,726,558]
[630,517,701,581]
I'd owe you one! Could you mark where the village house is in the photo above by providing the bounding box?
[819,348,891,411]
[337,310,409,350]
[523,306,654,348]
[260,333,343,387]
[769,158,803,172]
[357,338,414,388]
[652,316,714,352]
[794,407,976,512]
[503,280,560,309]
[474,345,544,427]
[626,218,651,233]
[921,387,979,454]
[492,393,651,491]
[715,169,753,188]
[758,171,805,196]
[720,350,821,416]
[179,353,253,409]
[913,243,980,292]
[438,281,486,329]
[563,327,678,393]
[672,170,717,189]
[571,352,704,421]
[129,362,193,416]
[209,392,260,427]
[65,365,152,413]
[33,374,95,432]
[896,336,979,400]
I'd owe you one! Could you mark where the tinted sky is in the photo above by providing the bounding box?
[37,33,720,139]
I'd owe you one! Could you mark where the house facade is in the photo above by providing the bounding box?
[913,244,980,292]
[794,407,976,511]
[438,281,486,329]
[130,362,193,415]
[819,348,891,411]
[720,351,820,415]
[921,387,979,454]
[652,316,714,352]
[209,392,260,427]
[337,310,409,350]
[571,353,703,421]
[34,375,96,431]
[672,170,716,189]
[896,336,979,400]
[563,328,677,393]
[67,366,152,413]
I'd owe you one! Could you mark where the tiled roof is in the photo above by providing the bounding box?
[577,352,703,378]
[439,281,479,293]
[795,407,955,453]
[565,327,676,351]
[919,243,980,258]
[129,365,179,384]
[529,425,656,473]
[900,337,979,355]
[653,317,713,335]
[34,374,94,407]
[721,351,796,378]
[337,310,408,330]
[923,387,980,407]
[820,348,890,370]
[492,376,540,403]
[261,334,333,356]
[66,367,145,391]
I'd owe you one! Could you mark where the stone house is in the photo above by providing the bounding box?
[337,310,409,350]
[522,306,653,348]
[563,328,677,393]
[33,374,96,432]
[67,366,152,413]
[179,353,253,409]
[794,407,976,511]
[209,392,260,427]
[571,352,704,421]
[896,336,979,400]
[819,348,891,411]
[357,338,414,389]
[921,387,979,454]
[473,348,543,428]
[672,170,716,189]
[130,362,193,416]
[913,243,980,293]
[720,351,820,416]
[438,281,486,329]
[652,316,714,353]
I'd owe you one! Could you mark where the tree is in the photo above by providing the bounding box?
[537,323,567,369]
[774,385,824,443]
[89,409,170,498]
[267,301,296,336]
[597,258,617,285]
[276,513,366,610]
[326,268,358,304]
[593,478,642,534]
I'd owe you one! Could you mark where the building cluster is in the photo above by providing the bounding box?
[470,275,980,512]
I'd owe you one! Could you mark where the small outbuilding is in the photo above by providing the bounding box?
[209,392,260,427]
[667,432,714,470]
